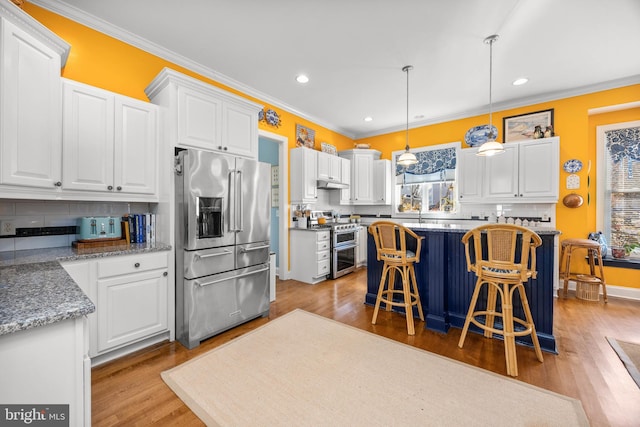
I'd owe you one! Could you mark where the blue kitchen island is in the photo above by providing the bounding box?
[366,223,560,353]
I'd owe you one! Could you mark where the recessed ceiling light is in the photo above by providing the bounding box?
[363,116,373,122]
[295,74,309,84]
[512,77,528,86]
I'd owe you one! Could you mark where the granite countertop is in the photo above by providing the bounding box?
[0,242,171,336]
[399,222,560,235]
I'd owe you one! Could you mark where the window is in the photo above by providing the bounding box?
[597,121,640,258]
[392,142,460,216]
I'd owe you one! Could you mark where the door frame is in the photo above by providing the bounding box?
[258,129,290,280]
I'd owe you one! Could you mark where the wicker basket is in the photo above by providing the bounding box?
[576,274,601,301]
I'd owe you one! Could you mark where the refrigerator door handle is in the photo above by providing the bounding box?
[236,170,244,232]
[197,266,270,287]
[240,244,270,253]
[229,169,236,231]
[196,249,233,258]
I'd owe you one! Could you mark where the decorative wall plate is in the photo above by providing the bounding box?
[563,159,583,173]
[259,108,281,127]
[566,174,580,190]
[464,124,498,147]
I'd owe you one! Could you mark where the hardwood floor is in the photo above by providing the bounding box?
[92,268,640,426]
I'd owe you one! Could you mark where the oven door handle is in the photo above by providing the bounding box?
[334,243,357,251]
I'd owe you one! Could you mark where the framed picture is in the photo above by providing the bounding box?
[503,109,554,143]
[320,142,337,155]
[296,124,315,148]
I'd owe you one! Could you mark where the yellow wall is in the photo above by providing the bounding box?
[24,4,640,289]
[23,4,355,154]
[357,86,640,289]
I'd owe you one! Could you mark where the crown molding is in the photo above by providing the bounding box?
[27,0,640,142]
[29,0,355,139]
[354,75,640,139]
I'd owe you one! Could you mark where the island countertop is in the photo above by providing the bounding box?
[0,242,171,336]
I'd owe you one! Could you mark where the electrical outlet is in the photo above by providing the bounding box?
[0,220,16,236]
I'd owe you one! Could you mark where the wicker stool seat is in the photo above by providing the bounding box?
[368,221,424,335]
[559,238,607,303]
[459,224,544,377]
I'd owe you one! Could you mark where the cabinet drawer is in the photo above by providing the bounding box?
[97,252,168,278]
[317,240,330,252]
[316,231,330,242]
[316,259,330,277]
[318,250,330,261]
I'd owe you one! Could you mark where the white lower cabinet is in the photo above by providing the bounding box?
[62,251,171,364]
[290,229,331,284]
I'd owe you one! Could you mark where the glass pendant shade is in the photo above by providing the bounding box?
[477,139,504,157]
[398,150,418,166]
[477,34,504,157]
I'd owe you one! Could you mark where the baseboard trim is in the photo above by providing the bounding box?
[559,281,640,301]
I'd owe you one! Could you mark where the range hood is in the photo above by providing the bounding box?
[317,179,349,190]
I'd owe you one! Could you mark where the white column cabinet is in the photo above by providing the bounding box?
[339,149,381,205]
[340,158,352,204]
[459,137,559,203]
[62,79,158,197]
[145,68,262,159]
[0,8,69,190]
[290,147,318,204]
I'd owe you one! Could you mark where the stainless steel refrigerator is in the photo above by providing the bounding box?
[175,148,271,349]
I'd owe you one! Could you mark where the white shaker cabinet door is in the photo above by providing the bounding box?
[177,86,222,150]
[458,147,484,202]
[97,269,168,354]
[62,81,114,192]
[518,138,559,199]
[114,96,158,194]
[0,18,63,189]
[484,144,519,199]
[222,101,257,158]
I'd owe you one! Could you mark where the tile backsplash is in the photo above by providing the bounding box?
[0,199,152,252]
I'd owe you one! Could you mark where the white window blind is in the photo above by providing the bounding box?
[603,127,640,250]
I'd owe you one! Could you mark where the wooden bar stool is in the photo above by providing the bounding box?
[459,224,544,377]
[368,221,424,335]
[559,238,607,303]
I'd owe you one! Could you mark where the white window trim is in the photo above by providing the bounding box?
[391,141,462,219]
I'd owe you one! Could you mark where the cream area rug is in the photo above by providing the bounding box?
[162,309,589,426]
[607,337,640,388]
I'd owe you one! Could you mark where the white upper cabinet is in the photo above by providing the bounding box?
[290,147,318,204]
[372,159,392,205]
[459,137,559,203]
[145,68,262,159]
[317,151,343,181]
[457,147,484,202]
[62,79,158,198]
[339,149,383,205]
[0,6,69,190]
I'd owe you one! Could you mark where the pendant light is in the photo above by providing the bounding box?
[397,65,418,166]
[477,34,505,157]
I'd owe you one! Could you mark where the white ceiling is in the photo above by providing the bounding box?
[32,0,640,139]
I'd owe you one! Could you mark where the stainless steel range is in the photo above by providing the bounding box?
[310,211,360,279]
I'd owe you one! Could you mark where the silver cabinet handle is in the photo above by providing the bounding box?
[240,244,270,253]
[54,181,62,187]
[197,249,233,258]
[134,262,140,268]
[197,266,269,287]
